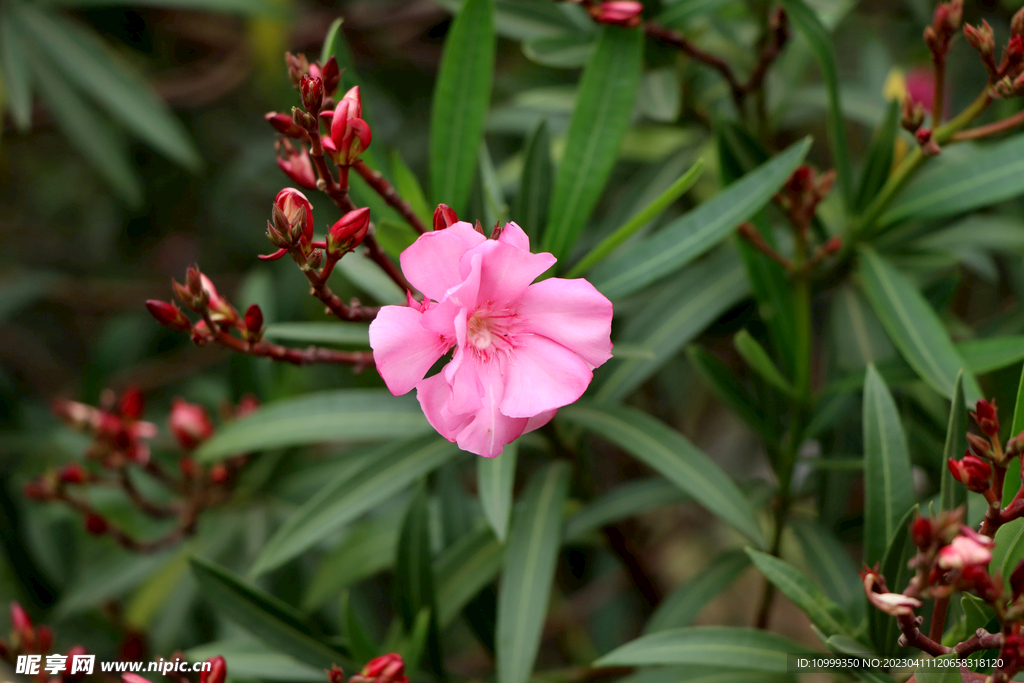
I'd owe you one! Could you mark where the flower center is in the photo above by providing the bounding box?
[466,308,516,356]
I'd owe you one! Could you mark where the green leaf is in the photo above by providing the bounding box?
[429,0,496,214]
[566,478,688,543]
[514,120,553,243]
[496,462,570,683]
[858,247,981,402]
[913,655,962,683]
[789,519,863,617]
[15,4,202,171]
[958,337,1024,374]
[184,642,326,682]
[394,485,444,679]
[869,504,918,655]
[746,549,853,637]
[46,0,282,13]
[644,550,750,632]
[55,549,174,618]
[940,371,968,512]
[862,364,915,567]
[189,558,348,670]
[262,322,370,347]
[733,329,797,397]
[638,67,682,123]
[778,0,852,205]
[252,436,460,575]
[559,404,764,546]
[478,441,517,542]
[881,135,1024,227]
[0,8,31,131]
[568,159,704,277]
[590,138,810,300]
[595,626,814,670]
[345,597,379,665]
[27,45,142,205]
[686,345,770,438]
[594,248,750,402]
[434,0,591,41]
[828,284,896,371]
[195,390,431,462]
[522,32,595,68]
[389,154,432,229]
[541,25,643,263]
[302,510,402,610]
[656,0,734,27]
[434,523,503,627]
[854,100,899,212]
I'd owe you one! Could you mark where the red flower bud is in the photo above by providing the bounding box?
[351,654,408,683]
[911,516,933,549]
[11,602,33,636]
[1007,35,1024,69]
[275,140,317,190]
[285,52,310,87]
[966,432,992,458]
[964,21,995,58]
[201,656,226,683]
[1011,557,1024,599]
[972,398,1000,437]
[321,57,341,98]
[327,666,344,683]
[274,189,314,245]
[433,204,458,231]
[64,645,90,683]
[337,118,372,166]
[36,625,52,653]
[592,1,643,28]
[23,481,51,500]
[118,387,145,421]
[209,464,229,484]
[328,207,371,255]
[948,454,992,493]
[266,112,308,139]
[58,463,88,485]
[145,300,192,333]
[300,75,324,115]
[168,399,214,450]
[1013,7,1024,37]
[244,304,264,339]
[234,395,260,419]
[179,456,200,480]
[822,235,842,255]
[85,513,108,536]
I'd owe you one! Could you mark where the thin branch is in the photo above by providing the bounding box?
[208,327,374,368]
[952,108,1024,141]
[354,160,428,234]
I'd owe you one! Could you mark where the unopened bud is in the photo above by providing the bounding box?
[967,432,992,458]
[822,235,842,255]
[911,516,933,548]
[901,96,925,133]
[85,513,109,536]
[169,399,214,450]
[591,1,643,28]
[327,666,344,683]
[209,464,229,484]
[265,112,308,139]
[964,21,995,61]
[146,300,192,332]
[292,107,316,132]
[201,656,227,683]
[1008,430,1024,457]
[274,188,314,245]
[972,399,1000,437]
[285,52,309,87]
[244,304,264,340]
[433,204,458,231]
[119,387,145,421]
[327,207,371,255]
[301,75,324,115]
[339,118,372,165]
[11,602,32,636]
[35,625,52,653]
[948,454,992,493]
[275,140,317,190]
[350,654,409,683]
[186,266,203,297]
[321,57,341,98]
[64,646,89,683]
[1013,7,1024,37]
[58,463,88,485]
[179,456,200,480]
[306,250,324,270]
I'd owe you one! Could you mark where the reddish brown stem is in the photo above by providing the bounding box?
[896,613,952,656]
[952,108,1024,141]
[954,629,1003,657]
[210,328,374,368]
[119,471,180,519]
[354,160,428,234]
[929,595,950,643]
[644,21,745,109]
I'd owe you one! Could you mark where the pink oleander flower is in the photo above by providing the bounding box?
[368,220,613,457]
[938,527,994,569]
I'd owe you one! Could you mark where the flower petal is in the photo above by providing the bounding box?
[369,305,451,396]
[517,278,613,368]
[416,373,458,442]
[496,221,530,251]
[453,357,527,457]
[501,334,593,418]
[400,222,485,301]
[524,409,557,434]
[465,240,556,305]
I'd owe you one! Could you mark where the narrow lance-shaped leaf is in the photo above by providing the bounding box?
[746,549,854,637]
[1003,365,1024,505]
[558,404,764,546]
[863,364,915,567]
[394,485,444,679]
[778,0,852,206]
[496,462,570,683]
[189,558,348,671]
[854,99,900,212]
[734,329,797,397]
[566,478,687,542]
[790,519,864,617]
[478,440,517,542]
[596,626,815,671]
[590,138,810,300]
[434,523,503,627]
[0,7,31,131]
[542,25,643,262]
[514,119,553,242]
[940,371,967,512]
[252,437,460,575]
[644,550,750,632]
[430,0,496,215]
[686,345,771,439]
[858,247,981,402]
[990,366,1024,580]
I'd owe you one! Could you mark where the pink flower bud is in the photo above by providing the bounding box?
[266,112,308,139]
[911,516,933,548]
[123,675,153,683]
[198,274,240,324]
[244,304,264,339]
[36,625,52,653]
[52,398,100,430]
[300,75,324,115]
[85,513,108,536]
[972,398,1000,437]
[328,207,371,255]
[937,528,994,569]
[592,1,643,28]
[201,656,226,683]
[145,300,192,332]
[321,57,341,98]
[64,646,89,683]
[337,118,372,166]
[947,454,991,493]
[275,141,317,190]
[168,399,214,450]
[433,204,458,231]
[350,654,408,683]
[11,602,32,636]
[234,395,260,419]
[118,387,145,421]
[274,189,314,245]
[964,21,995,59]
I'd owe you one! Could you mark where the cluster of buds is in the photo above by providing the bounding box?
[261,188,370,264]
[964,8,1024,93]
[923,0,963,61]
[1,603,89,683]
[329,654,409,683]
[946,399,1024,516]
[587,1,643,28]
[25,387,252,551]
